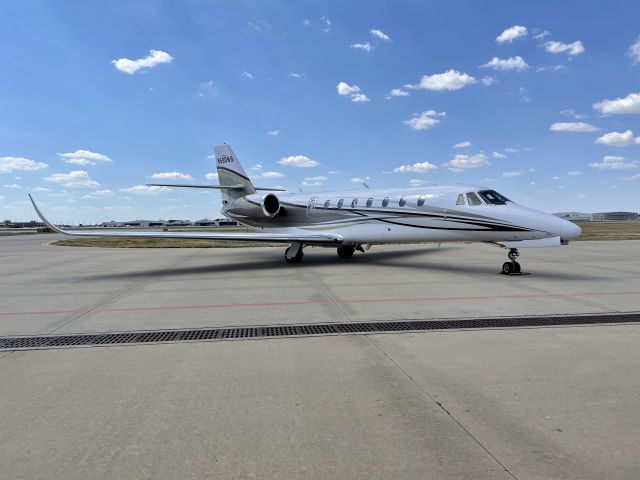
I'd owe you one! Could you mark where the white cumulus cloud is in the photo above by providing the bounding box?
[267,130,280,136]
[408,179,427,187]
[492,151,507,159]
[549,122,600,132]
[388,88,409,97]
[496,25,528,44]
[120,185,169,195]
[112,49,173,74]
[350,176,370,184]
[628,37,640,64]
[393,161,438,173]
[593,92,640,115]
[350,42,373,53]
[480,56,529,71]
[44,170,99,188]
[205,172,218,180]
[150,172,193,180]
[502,171,522,177]
[567,171,583,176]
[544,40,585,56]
[260,171,284,178]
[406,70,476,91]
[351,93,370,102]
[82,189,114,199]
[3,183,21,189]
[403,110,445,130]
[370,29,391,41]
[589,156,639,170]
[58,149,112,166]
[442,154,490,171]
[336,82,369,102]
[453,141,472,148]
[595,130,638,147]
[0,156,48,173]
[278,155,319,168]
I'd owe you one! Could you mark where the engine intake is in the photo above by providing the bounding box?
[262,193,281,217]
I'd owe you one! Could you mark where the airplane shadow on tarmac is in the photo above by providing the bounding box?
[83,246,598,282]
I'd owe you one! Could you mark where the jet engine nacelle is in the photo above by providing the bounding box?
[261,193,281,218]
[224,193,282,221]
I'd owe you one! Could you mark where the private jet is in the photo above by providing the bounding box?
[29,144,581,274]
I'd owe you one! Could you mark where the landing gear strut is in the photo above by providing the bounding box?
[337,246,355,259]
[501,248,521,274]
[285,242,304,263]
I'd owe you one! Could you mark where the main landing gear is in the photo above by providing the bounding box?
[284,243,370,263]
[337,246,355,259]
[501,248,522,275]
[285,242,304,263]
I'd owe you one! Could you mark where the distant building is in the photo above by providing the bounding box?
[1,220,44,228]
[214,218,239,226]
[165,219,192,227]
[592,212,639,221]
[554,212,591,221]
[194,218,217,226]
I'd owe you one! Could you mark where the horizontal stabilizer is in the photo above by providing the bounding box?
[28,195,341,245]
[145,183,286,191]
[146,183,244,190]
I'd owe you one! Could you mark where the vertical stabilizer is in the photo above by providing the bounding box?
[214,144,256,203]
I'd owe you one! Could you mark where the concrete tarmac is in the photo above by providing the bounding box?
[1,235,639,479]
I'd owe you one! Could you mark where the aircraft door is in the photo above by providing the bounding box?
[307,197,319,217]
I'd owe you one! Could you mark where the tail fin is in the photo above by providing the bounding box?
[214,144,256,203]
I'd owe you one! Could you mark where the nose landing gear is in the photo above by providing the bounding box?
[501,248,521,275]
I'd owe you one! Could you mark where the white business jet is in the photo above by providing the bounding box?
[29,144,581,274]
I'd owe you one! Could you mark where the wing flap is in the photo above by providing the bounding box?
[28,195,342,244]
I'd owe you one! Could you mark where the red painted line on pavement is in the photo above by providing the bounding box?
[1,291,640,317]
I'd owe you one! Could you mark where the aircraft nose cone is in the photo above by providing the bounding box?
[560,219,582,240]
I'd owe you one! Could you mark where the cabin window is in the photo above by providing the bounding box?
[382,197,389,207]
[323,200,330,209]
[466,192,482,206]
[477,190,510,205]
[417,196,425,207]
[337,199,344,208]
[456,194,465,205]
[351,198,358,208]
[399,196,407,207]
[366,198,373,207]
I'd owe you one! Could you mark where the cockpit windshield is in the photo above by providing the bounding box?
[477,190,510,205]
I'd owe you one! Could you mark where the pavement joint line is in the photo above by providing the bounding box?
[365,335,519,480]
[45,249,206,335]
[301,267,353,322]
[2,290,640,318]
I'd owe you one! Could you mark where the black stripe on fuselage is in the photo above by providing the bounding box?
[240,199,535,233]
[283,201,518,227]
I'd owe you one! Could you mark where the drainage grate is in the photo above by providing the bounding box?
[1,312,639,351]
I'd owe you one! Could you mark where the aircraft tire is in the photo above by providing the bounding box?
[337,246,355,259]
[514,262,521,273]
[502,262,513,274]
[285,247,304,263]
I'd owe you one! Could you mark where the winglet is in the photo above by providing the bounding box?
[28,194,66,234]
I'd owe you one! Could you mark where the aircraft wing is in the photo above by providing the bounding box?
[491,236,561,248]
[28,195,343,245]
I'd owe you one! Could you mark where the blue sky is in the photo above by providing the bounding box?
[1,0,640,223]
